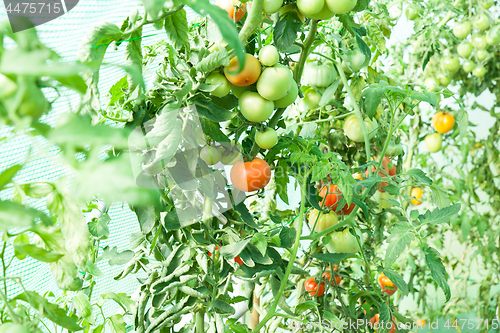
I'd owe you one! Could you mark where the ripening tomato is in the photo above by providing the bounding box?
[463,61,475,73]
[255,128,279,149]
[370,314,396,333]
[411,187,423,205]
[258,45,279,67]
[486,26,500,45]
[326,228,361,253]
[230,158,271,192]
[476,49,488,61]
[416,319,426,327]
[304,277,325,297]
[318,185,356,214]
[322,266,342,285]
[436,73,451,87]
[239,91,274,122]
[302,88,322,110]
[424,77,438,92]
[273,80,298,108]
[215,0,246,22]
[308,209,338,232]
[344,48,370,72]
[379,272,397,296]
[432,111,455,134]
[278,4,305,21]
[224,54,261,87]
[472,34,488,49]
[441,55,460,74]
[385,142,404,157]
[425,133,442,153]
[325,0,357,14]
[230,84,253,98]
[256,64,294,101]
[234,255,244,265]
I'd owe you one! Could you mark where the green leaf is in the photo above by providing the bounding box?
[88,215,110,239]
[380,268,408,295]
[54,75,87,94]
[13,244,63,263]
[101,246,134,266]
[13,234,30,260]
[164,9,190,50]
[275,159,290,205]
[195,49,230,73]
[108,314,126,333]
[73,292,93,323]
[424,246,451,302]
[319,78,340,107]
[407,89,438,107]
[234,202,259,228]
[199,117,230,142]
[100,292,135,313]
[220,239,250,259]
[182,0,245,71]
[85,260,104,277]
[385,221,415,267]
[192,96,236,122]
[295,300,319,315]
[252,233,268,257]
[457,108,468,141]
[362,86,384,119]
[405,169,432,185]
[311,253,353,263]
[273,11,302,52]
[123,16,144,92]
[0,201,52,228]
[279,227,296,248]
[14,291,83,331]
[429,185,451,208]
[0,164,22,191]
[213,299,236,315]
[270,274,294,316]
[418,203,461,225]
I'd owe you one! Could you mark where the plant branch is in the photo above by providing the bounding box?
[239,0,265,45]
[293,20,318,83]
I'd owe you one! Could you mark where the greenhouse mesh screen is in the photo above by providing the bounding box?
[0,1,198,328]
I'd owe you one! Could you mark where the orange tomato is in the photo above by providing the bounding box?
[304,277,326,297]
[370,314,396,333]
[432,111,455,134]
[322,266,342,285]
[230,158,271,192]
[411,187,423,205]
[379,272,397,296]
[215,0,246,22]
[318,184,356,215]
[224,54,261,87]
[416,319,426,327]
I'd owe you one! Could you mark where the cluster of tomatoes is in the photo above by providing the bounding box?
[304,265,342,297]
[424,111,455,154]
[421,2,499,89]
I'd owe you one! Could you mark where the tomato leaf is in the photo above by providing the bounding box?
[457,108,468,141]
[380,268,408,295]
[418,203,461,225]
[273,11,302,52]
[295,300,319,315]
[275,159,290,205]
[0,164,22,192]
[13,244,63,263]
[319,78,340,107]
[362,86,385,119]
[311,253,353,263]
[385,221,415,267]
[429,185,451,208]
[200,117,230,142]
[108,314,126,333]
[192,96,236,122]
[195,48,230,73]
[101,246,134,266]
[220,238,250,260]
[279,227,296,249]
[405,168,432,185]
[424,246,451,302]
[0,201,52,228]
[252,233,268,257]
[234,202,259,228]
[164,9,190,50]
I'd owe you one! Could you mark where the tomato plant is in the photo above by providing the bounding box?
[425,133,442,153]
[256,64,294,100]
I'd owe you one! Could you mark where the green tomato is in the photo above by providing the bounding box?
[453,21,471,39]
[302,88,322,110]
[255,128,279,149]
[206,72,231,98]
[258,45,279,66]
[473,65,486,77]
[472,34,488,49]
[424,133,442,153]
[256,64,293,101]
[263,0,284,14]
[486,26,500,45]
[0,74,17,98]
[239,91,274,122]
[405,5,420,20]
[385,142,404,157]
[231,84,253,98]
[325,0,357,14]
[437,73,451,87]
[473,13,490,31]
[200,146,222,165]
[462,60,475,73]
[304,2,335,20]
[0,323,30,333]
[441,55,460,74]
[274,80,298,108]
[480,0,494,8]
[476,49,488,61]
[303,61,336,87]
[325,228,361,254]
[297,0,324,16]
[424,77,438,92]
[343,115,377,142]
[344,48,369,72]
[457,42,473,58]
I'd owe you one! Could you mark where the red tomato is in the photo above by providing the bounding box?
[379,272,397,296]
[304,277,325,297]
[366,156,396,192]
[322,266,342,285]
[230,158,271,192]
[215,0,246,22]
[318,184,356,215]
[370,314,396,333]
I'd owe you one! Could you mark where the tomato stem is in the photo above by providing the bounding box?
[293,20,318,84]
[195,309,205,333]
[239,0,265,44]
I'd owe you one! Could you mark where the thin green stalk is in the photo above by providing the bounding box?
[195,310,205,333]
[293,20,318,83]
[0,289,19,323]
[238,0,265,44]
[251,167,309,333]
